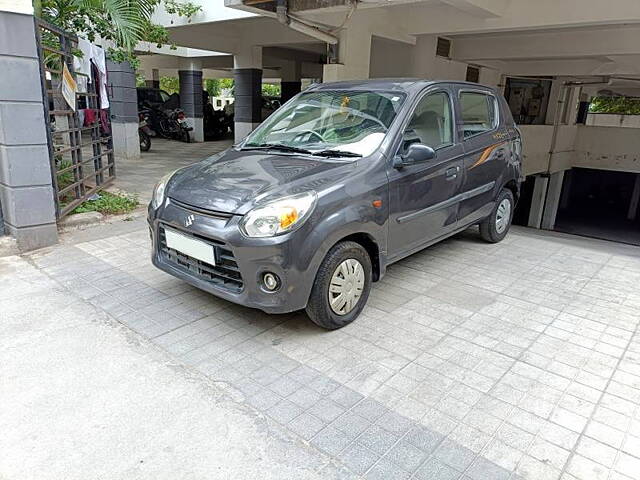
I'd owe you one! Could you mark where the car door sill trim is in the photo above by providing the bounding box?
[396,181,495,224]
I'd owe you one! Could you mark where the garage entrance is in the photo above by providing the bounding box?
[554,167,640,245]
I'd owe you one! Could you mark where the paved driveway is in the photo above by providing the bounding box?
[24,220,640,480]
[114,138,233,202]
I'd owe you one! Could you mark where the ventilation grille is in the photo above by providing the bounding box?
[466,65,480,83]
[159,225,243,292]
[436,37,451,58]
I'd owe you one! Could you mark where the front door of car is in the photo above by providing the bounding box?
[387,88,464,260]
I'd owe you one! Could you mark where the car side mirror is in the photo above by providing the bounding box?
[393,143,436,168]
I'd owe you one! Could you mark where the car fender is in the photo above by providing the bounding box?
[296,197,389,290]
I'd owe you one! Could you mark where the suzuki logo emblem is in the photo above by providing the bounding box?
[184,214,195,227]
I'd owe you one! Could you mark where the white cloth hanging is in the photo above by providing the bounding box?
[73,37,92,93]
[90,44,109,108]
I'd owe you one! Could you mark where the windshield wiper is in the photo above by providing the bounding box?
[241,143,313,155]
[312,149,362,158]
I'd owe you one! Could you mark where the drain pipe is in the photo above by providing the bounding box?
[276,0,339,45]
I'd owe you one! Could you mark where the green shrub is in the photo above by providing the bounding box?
[72,192,139,215]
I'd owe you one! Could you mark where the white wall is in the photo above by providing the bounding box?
[519,124,640,176]
[369,37,413,78]
[152,0,254,28]
[369,34,497,82]
[573,126,640,173]
[586,114,640,128]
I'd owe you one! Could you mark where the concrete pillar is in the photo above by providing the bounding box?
[145,68,160,88]
[323,25,372,82]
[178,68,204,142]
[107,60,140,159]
[0,5,58,250]
[528,175,549,229]
[541,170,565,230]
[233,46,262,142]
[628,174,640,221]
[545,80,564,125]
[280,60,301,103]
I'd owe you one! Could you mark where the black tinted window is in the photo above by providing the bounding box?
[460,92,498,138]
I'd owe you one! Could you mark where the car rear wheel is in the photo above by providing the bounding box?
[305,241,372,330]
[480,188,514,243]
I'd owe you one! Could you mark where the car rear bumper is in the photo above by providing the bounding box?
[148,200,315,314]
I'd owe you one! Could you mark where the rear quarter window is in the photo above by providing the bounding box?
[459,91,499,138]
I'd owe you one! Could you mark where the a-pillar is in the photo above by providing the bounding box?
[233,46,262,142]
[145,68,160,88]
[280,60,301,103]
[107,60,140,159]
[0,2,58,250]
[179,59,203,142]
[323,25,371,82]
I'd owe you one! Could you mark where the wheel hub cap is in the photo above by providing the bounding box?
[495,198,512,234]
[328,258,365,316]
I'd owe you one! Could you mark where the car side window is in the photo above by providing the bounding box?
[459,92,498,138]
[402,91,453,151]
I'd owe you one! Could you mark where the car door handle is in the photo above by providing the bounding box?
[445,166,459,180]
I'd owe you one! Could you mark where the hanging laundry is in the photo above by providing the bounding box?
[73,37,92,93]
[83,108,97,126]
[90,44,109,108]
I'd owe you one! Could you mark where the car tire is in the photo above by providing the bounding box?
[305,241,372,330]
[480,188,514,243]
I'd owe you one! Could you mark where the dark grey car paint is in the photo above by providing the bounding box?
[148,79,522,314]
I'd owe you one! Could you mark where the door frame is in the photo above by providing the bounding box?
[385,85,466,260]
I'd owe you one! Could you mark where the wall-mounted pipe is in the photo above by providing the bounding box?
[275,0,339,45]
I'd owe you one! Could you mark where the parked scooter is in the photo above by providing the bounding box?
[139,109,152,152]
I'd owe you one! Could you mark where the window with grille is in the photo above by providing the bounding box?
[436,37,451,58]
[466,65,480,83]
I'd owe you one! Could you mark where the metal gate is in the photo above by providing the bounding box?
[0,197,4,236]
[35,19,116,218]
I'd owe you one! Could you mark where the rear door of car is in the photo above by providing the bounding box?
[454,87,507,225]
[387,85,465,260]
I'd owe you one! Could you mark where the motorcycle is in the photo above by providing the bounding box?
[139,109,152,152]
[142,100,193,143]
[172,109,193,143]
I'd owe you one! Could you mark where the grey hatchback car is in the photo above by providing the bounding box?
[148,79,522,329]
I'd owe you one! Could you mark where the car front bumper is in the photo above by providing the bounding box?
[148,199,316,314]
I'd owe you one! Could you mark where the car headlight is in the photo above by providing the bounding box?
[151,170,177,210]
[240,192,317,237]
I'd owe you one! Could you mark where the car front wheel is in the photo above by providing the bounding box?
[305,241,372,330]
[480,188,514,243]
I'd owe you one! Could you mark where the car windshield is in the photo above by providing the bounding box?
[243,90,406,157]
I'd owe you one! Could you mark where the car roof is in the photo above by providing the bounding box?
[306,78,496,94]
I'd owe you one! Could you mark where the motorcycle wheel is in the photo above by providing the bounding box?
[139,130,151,152]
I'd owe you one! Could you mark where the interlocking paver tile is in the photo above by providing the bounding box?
[337,442,379,475]
[433,439,477,472]
[288,412,326,440]
[40,214,640,480]
[384,438,428,472]
[414,457,461,480]
[310,426,354,457]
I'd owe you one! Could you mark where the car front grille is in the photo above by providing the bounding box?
[158,225,243,292]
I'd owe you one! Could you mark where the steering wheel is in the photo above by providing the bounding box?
[292,130,325,143]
